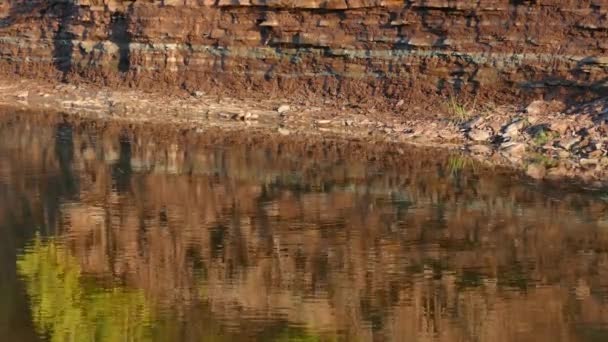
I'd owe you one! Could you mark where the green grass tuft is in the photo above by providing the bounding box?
[528,153,558,168]
[447,155,478,175]
[446,96,478,124]
[532,128,559,146]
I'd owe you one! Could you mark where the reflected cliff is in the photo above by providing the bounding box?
[2,112,608,341]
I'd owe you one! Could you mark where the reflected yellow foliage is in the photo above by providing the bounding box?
[17,235,153,342]
[17,235,328,342]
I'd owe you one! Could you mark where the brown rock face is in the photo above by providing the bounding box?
[0,1,607,110]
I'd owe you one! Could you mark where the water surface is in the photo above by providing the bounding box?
[1,113,608,342]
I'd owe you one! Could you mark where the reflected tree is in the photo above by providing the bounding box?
[17,235,152,342]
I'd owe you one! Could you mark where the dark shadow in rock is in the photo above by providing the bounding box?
[110,13,131,73]
[52,2,76,79]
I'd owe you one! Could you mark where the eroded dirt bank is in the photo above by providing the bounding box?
[2,77,608,188]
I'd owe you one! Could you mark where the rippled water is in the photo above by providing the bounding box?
[2,113,608,341]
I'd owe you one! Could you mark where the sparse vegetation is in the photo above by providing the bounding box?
[447,154,477,175]
[528,153,558,168]
[445,96,478,123]
[532,128,559,146]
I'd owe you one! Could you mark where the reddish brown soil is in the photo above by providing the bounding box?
[0,1,607,115]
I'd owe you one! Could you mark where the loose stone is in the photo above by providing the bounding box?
[526,100,548,116]
[500,142,526,157]
[467,129,491,142]
[549,120,570,135]
[559,137,581,150]
[502,119,525,138]
[277,105,291,114]
[526,163,546,179]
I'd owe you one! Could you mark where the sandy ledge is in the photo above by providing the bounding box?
[1,77,608,189]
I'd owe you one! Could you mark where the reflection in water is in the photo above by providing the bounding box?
[2,113,608,341]
[17,236,152,341]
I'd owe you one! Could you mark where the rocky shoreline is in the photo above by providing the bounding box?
[1,77,608,188]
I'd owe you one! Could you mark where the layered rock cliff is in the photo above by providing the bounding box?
[1,0,607,109]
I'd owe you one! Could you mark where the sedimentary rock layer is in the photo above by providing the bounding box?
[1,0,607,108]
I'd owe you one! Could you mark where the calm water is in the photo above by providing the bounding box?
[1,113,608,342]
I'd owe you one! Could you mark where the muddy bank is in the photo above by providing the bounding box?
[1,77,608,188]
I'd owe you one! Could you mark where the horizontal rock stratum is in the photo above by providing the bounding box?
[1,0,607,109]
